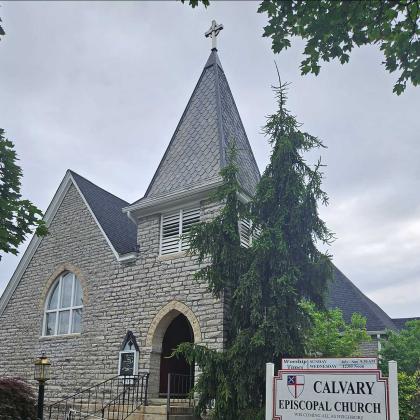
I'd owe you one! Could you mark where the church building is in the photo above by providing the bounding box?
[0,22,407,408]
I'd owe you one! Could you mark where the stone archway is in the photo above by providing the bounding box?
[146,301,202,397]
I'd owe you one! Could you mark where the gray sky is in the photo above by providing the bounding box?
[0,1,419,319]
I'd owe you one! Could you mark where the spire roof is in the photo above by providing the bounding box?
[137,49,260,203]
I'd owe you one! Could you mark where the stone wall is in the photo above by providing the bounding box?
[360,336,380,357]
[0,184,224,402]
[0,180,384,405]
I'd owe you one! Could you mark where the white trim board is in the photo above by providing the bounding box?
[0,170,136,317]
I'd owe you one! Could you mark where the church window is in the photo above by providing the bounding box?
[160,207,200,255]
[43,272,83,336]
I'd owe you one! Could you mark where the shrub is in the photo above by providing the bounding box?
[0,377,36,420]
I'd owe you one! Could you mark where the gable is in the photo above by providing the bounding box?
[0,171,136,316]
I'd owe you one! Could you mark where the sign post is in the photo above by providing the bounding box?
[388,361,399,420]
[266,363,274,420]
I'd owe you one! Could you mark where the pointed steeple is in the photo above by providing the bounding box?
[142,47,260,202]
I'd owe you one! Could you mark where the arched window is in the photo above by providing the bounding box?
[43,272,83,336]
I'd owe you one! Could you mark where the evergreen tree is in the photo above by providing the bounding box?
[177,143,252,417]
[186,142,250,301]
[0,129,47,259]
[176,80,333,419]
[229,77,333,415]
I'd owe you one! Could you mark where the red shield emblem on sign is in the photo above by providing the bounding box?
[287,375,305,398]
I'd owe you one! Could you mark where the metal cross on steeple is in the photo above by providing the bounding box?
[205,20,224,51]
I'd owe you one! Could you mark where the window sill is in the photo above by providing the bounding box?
[39,333,81,340]
[157,251,187,261]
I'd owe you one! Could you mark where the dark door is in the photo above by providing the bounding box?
[159,313,194,395]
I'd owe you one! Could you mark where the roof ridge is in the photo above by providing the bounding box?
[69,170,137,255]
[391,316,420,330]
[213,54,226,171]
[392,316,420,320]
[68,170,129,205]
[217,66,261,177]
[142,55,214,199]
[204,49,223,70]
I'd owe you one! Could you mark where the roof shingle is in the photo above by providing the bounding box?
[70,171,137,255]
[140,49,260,202]
[392,317,420,330]
[327,267,397,331]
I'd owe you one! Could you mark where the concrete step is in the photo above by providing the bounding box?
[149,398,167,405]
[131,403,195,420]
[143,405,167,414]
[170,407,194,415]
[62,402,195,420]
[140,415,194,420]
[57,406,145,419]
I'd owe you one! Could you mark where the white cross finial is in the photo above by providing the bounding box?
[205,20,224,51]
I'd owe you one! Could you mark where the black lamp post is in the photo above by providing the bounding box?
[34,353,51,420]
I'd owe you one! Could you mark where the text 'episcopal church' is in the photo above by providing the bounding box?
[0,24,409,404]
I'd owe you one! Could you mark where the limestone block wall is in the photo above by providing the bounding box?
[0,185,118,400]
[360,336,380,357]
[0,185,224,403]
[134,199,225,396]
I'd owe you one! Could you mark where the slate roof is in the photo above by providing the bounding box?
[392,317,420,330]
[327,267,397,332]
[138,49,260,203]
[70,171,137,255]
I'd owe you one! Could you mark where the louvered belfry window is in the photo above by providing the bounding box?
[239,219,261,248]
[239,218,252,248]
[160,207,200,255]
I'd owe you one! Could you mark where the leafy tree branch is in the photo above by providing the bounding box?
[182,0,420,94]
[301,300,371,357]
[0,129,47,260]
[257,0,419,95]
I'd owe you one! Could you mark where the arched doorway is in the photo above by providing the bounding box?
[159,313,194,395]
[146,301,202,398]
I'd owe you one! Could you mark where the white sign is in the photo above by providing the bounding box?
[274,370,389,420]
[282,358,378,370]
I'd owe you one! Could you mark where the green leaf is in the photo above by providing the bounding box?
[256,0,419,95]
[0,129,48,260]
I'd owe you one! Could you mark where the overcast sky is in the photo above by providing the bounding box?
[0,1,419,319]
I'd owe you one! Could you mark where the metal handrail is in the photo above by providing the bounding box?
[48,374,121,408]
[100,376,145,419]
[166,373,194,420]
[46,373,149,420]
